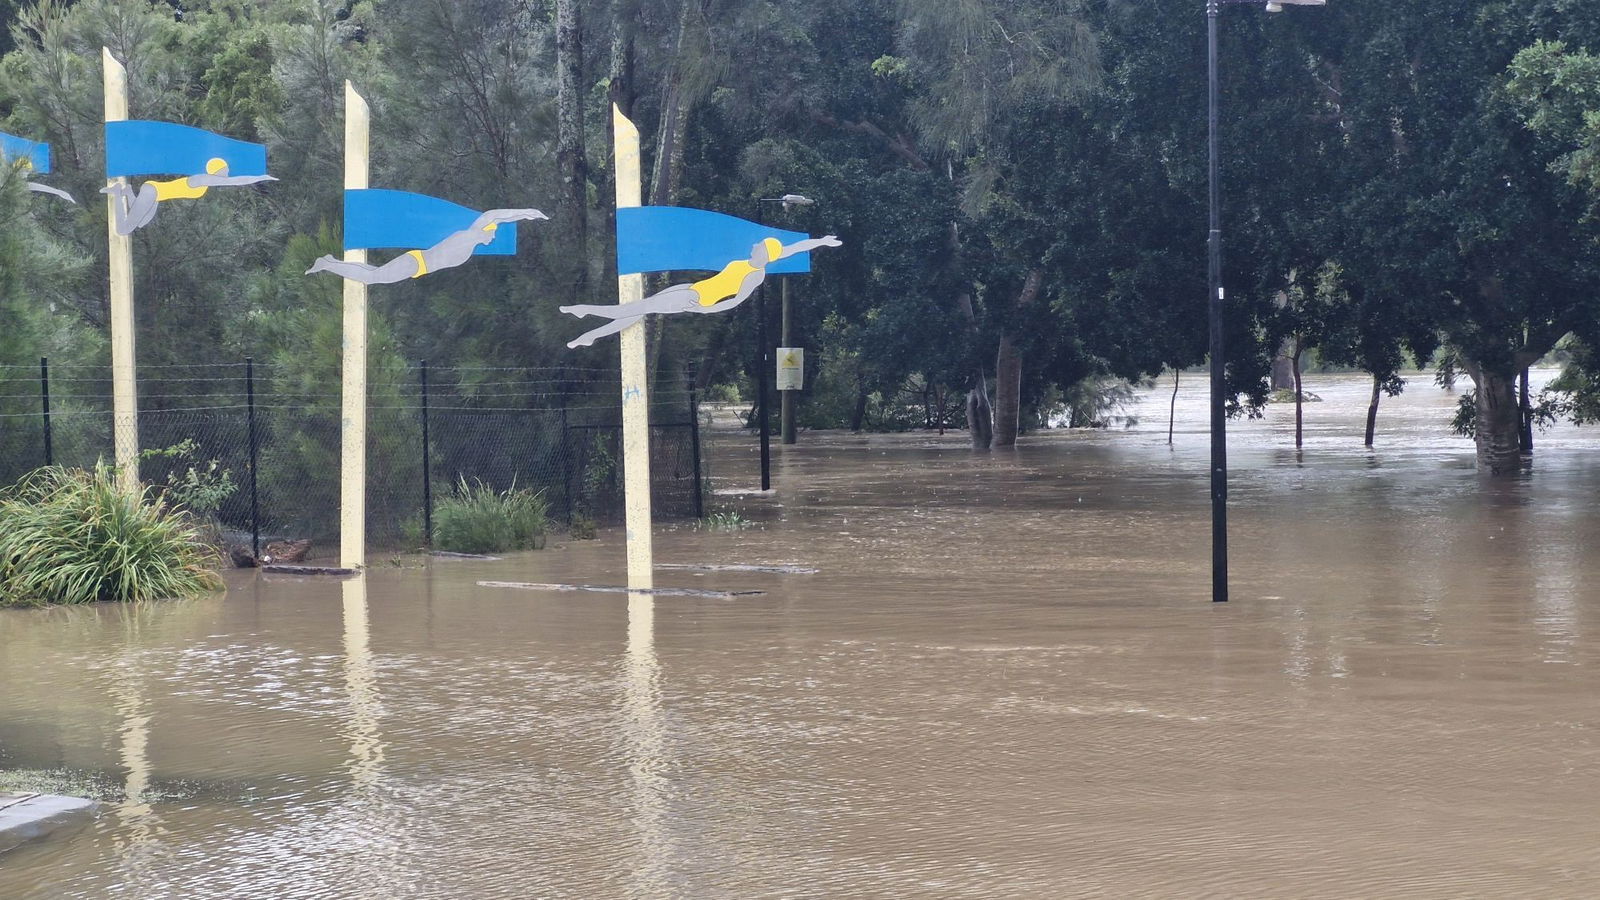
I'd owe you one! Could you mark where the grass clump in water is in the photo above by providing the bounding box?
[432,478,549,554]
[0,465,222,607]
[695,509,754,532]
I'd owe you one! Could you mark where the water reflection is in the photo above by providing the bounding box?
[622,590,671,895]
[340,574,386,789]
[107,638,160,871]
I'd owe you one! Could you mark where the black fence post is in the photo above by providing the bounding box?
[39,357,52,468]
[421,359,433,547]
[687,364,703,520]
[757,283,771,490]
[559,403,573,527]
[246,357,260,559]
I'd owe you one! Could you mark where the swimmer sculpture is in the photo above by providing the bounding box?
[102,157,275,235]
[305,208,548,284]
[1,131,75,203]
[26,181,76,204]
[561,234,842,347]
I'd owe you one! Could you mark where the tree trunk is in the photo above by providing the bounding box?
[607,28,633,119]
[647,4,692,211]
[1168,369,1179,446]
[849,378,868,432]
[555,0,588,302]
[1364,373,1381,447]
[1270,337,1296,391]
[644,7,695,381]
[991,269,1044,449]
[993,333,1023,448]
[1469,365,1524,474]
[1519,366,1533,454]
[966,375,993,449]
[1292,344,1304,449]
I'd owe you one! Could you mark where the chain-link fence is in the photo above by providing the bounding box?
[0,360,706,556]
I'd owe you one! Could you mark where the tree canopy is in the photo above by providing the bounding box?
[1,0,1597,469]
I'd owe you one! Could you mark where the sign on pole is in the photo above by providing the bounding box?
[776,348,804,391]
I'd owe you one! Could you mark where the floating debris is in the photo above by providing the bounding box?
[261,565,359,577]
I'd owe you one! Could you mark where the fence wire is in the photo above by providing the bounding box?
[0,361,706,556]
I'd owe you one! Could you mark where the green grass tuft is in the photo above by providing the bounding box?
[695,509,755,532]
[0,465,222,607]
[432,477,549,554]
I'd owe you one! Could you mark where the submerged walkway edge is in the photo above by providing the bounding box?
[478,581,766,599]
[0,792,97,855]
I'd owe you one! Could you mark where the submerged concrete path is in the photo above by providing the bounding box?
[0,792,96,854]
[479,581,765,599]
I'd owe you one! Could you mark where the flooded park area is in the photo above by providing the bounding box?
[2,370,1598,898]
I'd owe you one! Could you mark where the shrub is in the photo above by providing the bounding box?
[568,512,598,540]
[432,478,549,554]
[695,509,754,532]
[0,466,222,607]
[142,440,237,519]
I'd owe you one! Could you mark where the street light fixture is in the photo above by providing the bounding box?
[1206,0,1324,604]
[763,193,816,210]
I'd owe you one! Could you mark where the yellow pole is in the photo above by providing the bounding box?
[613,105,653,591]
[341,82,370,570]
[103,48,138,492]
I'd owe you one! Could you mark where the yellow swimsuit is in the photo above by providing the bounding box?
[149,176,209,202]
[407,250,429,278]
[690,259,759,306]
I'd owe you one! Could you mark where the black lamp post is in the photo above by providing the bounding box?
[1206,0,1324,603]
[760,194,816,450]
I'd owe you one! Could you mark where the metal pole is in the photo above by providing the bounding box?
[688,365,704,519]
[246,357,260,560]
[780,277,796,444]
[1207,0,1229,603]
[39,357,52,467]
[421,360,432,547]
[757,282,771,491]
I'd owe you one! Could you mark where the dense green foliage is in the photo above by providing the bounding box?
[0,0,1597,475]
[432,477,549,554]
[0,465,222,606]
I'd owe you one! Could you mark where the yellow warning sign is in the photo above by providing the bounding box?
[776,347,804,390]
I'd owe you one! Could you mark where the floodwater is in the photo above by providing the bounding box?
[2,370,1597,898]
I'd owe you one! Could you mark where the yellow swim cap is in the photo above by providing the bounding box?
[762,237,782,260]
[205,157,227,175]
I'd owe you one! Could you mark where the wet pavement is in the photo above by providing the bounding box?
[1,370,1596,897]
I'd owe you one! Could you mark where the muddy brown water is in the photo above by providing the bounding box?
[1,371,1597,898]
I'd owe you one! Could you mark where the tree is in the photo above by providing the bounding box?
[1306,1,1600,473]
